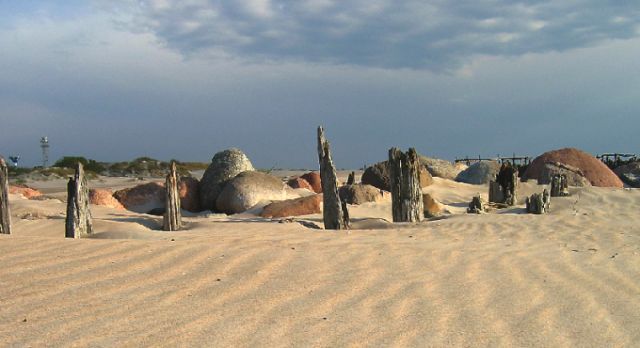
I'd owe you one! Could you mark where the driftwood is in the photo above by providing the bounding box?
[526,189,551,214]
[550,174,570,197]
[317,126,348,230]
[488,181,503,204]
[388,148,423,222]
[467,195,486,214]
[163,161,181,231]
[0,158,10,234]
[65,163,93,238]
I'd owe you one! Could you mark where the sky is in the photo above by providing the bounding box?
[1,0,639,169]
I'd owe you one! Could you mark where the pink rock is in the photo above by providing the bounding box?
[178,177,201,212]
[260,194,322,218]
[89,189,125,210]
[9,185,42,199]
[300,172,322,193]
[287,177,313,191]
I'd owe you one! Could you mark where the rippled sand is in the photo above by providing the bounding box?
[1,177,639,347]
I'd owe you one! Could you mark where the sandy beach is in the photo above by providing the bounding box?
[1,174,639,347]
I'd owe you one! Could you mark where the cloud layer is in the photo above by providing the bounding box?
[119,0,640,70]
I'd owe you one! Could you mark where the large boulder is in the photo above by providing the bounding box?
[216,171,292,214]
[89,189,125,210]
[455,161,501,185]
[339,184,386,205]
[614,162,640,187]
[199,148,254,211]
[300,172,322,193]
[113,182,165,213]
[419,156,463,180]
[361,161,432,191]
[113,178,202,213]
[178,177,201,212]
[260,194,322,218]
[539,162,590,187]
[523,148,623,188]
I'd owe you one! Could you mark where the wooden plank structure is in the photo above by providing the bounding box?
[163,161,181,231]
[0,157,10,234]
[317,126,349,230]
[65,163,93,238]
[455,154,531,167]
[388,147,423,223]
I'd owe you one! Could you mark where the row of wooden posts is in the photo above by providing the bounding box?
[0,127,573,236]
[0,157,183,237]
[0,126,424,236]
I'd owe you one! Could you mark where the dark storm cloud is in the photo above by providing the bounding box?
[122,0,640,69]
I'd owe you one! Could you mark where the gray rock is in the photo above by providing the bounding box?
[216,171,290,214]
[339,184,385,205]
[538,162,590,187]
[455,161,501,185]
[199,149,254,211]
[614,162,640,187]
[419,156,462,180]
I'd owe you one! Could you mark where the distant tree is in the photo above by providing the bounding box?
[53,156,88,169]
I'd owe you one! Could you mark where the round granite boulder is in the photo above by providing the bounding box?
[199,148,254,211]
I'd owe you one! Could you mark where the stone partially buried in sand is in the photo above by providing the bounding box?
[260,194,322,218]
[9,185,42,199]
[455,161,501,185]
[287,177,314,192]
[113,178,201,213]
[300,172,322,193]
[89,189,125,210]
[419,156,463,180]
[216,171,296,214]
[339,184,386,205]
[523,148,623,188]
[199,148,254,211]
[613,162,640,188]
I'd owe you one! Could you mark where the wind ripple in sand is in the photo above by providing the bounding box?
[1,184,640,346]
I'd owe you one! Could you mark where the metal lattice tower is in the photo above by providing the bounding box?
[40,136,49,168]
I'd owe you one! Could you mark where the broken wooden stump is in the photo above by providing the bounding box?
[525,189,551,214]
[550,174,570,197]
[65,163,93,238]
[346,171,355,185]
[388,147,423,222]
[317,126,348,230]
[163,161,181,231]
[0,157,10,234]
[490,162,518,206]
[467,195,486,214]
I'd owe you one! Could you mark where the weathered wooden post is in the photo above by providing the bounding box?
[163,161,181,231]
[346,171,355,185]
[467,195,486,214]
[550,174,569,197]
[317,126,349,230]
[65,162,93,238]
[491,162,518,205]
[388,148,423,222]
[0,157,10,234]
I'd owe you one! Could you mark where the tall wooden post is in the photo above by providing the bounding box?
[317,126,348,230]
[388,148,423,222]
[65,163,93,238]
[163,161,181,231]
[0,157,10,235]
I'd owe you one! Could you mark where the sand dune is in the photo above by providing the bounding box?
[1,177,639,346]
